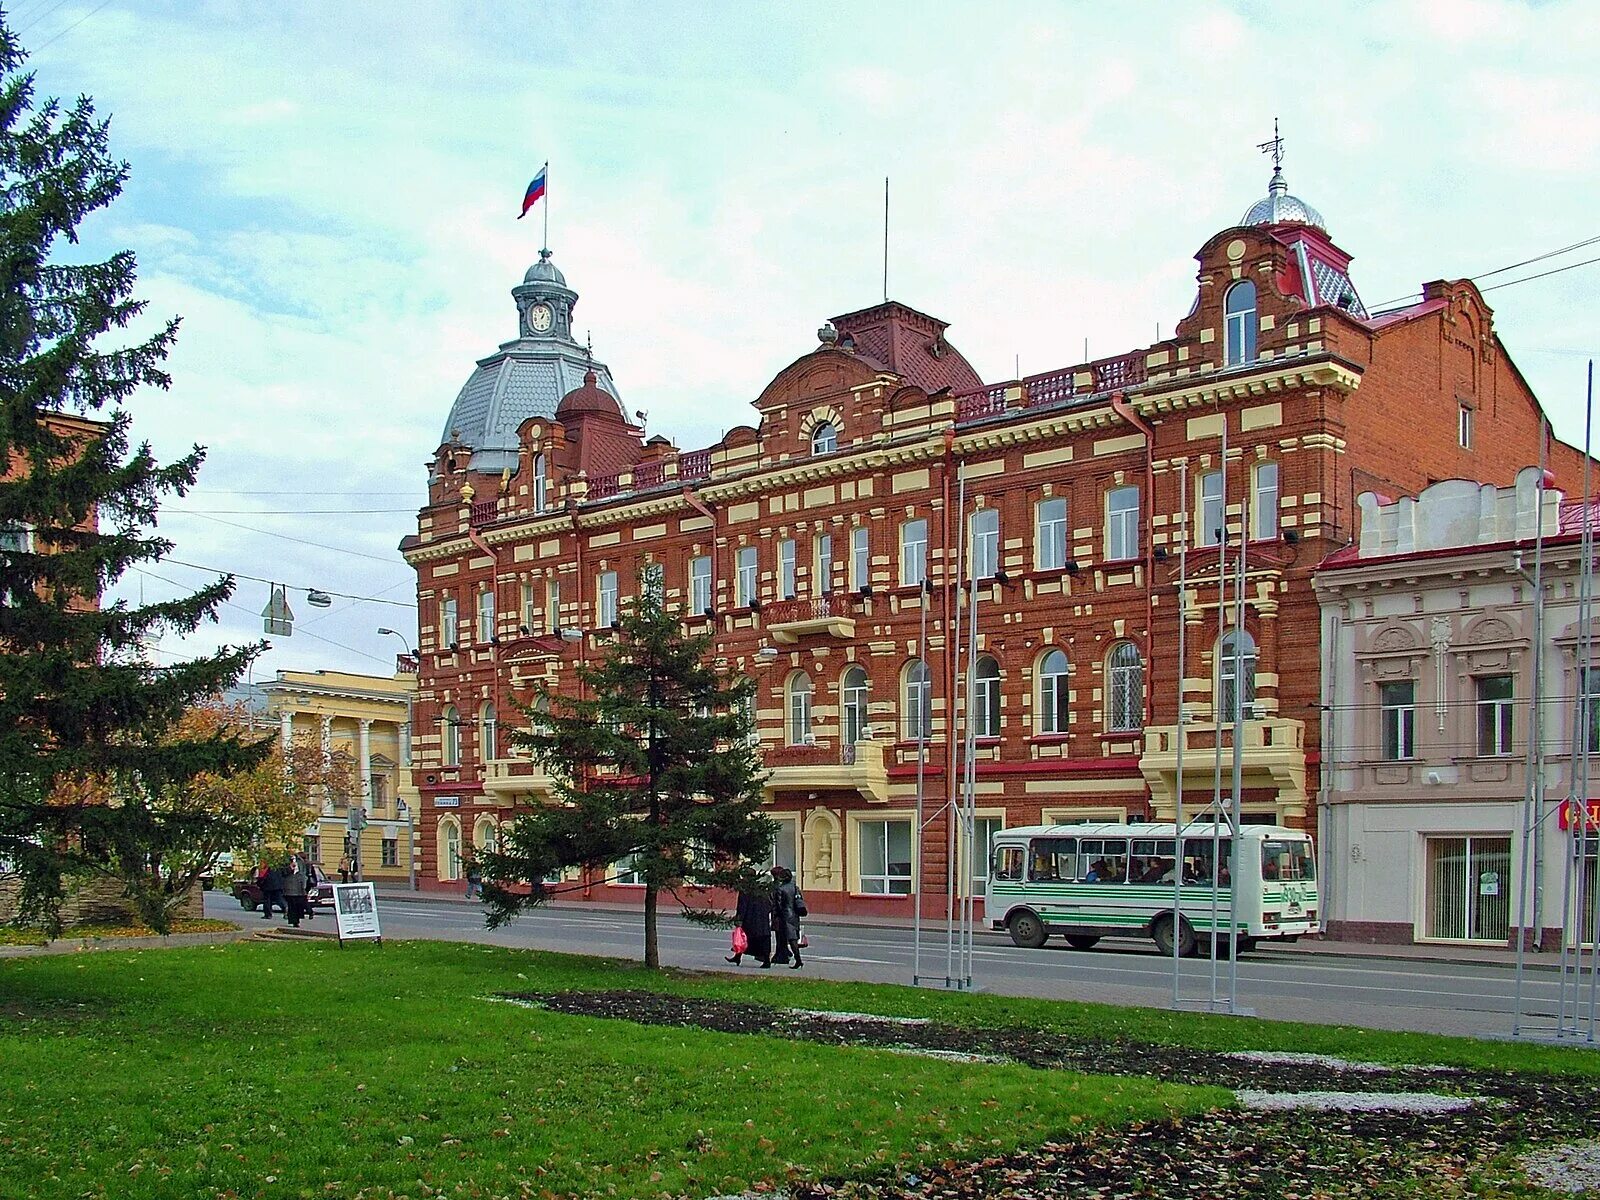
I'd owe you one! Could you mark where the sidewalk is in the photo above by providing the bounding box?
[368,884,1548,970]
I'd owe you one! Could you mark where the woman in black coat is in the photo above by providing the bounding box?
[726,884,774,968]
[771,866,804,969]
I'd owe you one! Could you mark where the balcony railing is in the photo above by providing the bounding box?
[955,348,1151,425]
[633,461,665,490]
[764,593,857,644]
[470,499,498,526]
[679,449,712,481]
[762,738,888,803]
[955,383,1011,423]
[588,471,622,500]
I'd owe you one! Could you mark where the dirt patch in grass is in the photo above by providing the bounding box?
[502,988,1600,1199]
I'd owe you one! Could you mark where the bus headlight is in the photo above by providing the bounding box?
[1262,911,1279,925]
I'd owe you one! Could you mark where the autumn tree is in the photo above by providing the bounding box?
[0,15,265,934]
[481,591,772,968]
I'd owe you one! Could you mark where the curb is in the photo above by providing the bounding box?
[363,890,1551,972]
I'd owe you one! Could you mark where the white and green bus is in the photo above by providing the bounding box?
[986,821,1318,956]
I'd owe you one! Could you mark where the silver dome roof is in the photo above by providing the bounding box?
[1241,168,1325,232]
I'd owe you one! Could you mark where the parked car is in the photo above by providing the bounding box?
[231,862,336,912]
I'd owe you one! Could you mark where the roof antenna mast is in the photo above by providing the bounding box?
[1257,118,1284,176]
[883,175,890,303]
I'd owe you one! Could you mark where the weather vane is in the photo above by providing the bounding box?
[1257,117,1284,172]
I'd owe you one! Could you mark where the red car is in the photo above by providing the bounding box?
[231,863,336,912]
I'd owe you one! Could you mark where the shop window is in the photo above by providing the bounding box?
[858,819,913,895]
[1424,835,1510,942]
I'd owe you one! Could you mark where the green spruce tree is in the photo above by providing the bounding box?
[0,14,267,934]
[482,590,772,968]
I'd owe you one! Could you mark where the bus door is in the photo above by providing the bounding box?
[1026,837,1077,918]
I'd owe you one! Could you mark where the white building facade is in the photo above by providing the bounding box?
[1316,466,1597,948]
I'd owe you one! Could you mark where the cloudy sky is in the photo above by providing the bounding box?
[16,0,1600,683]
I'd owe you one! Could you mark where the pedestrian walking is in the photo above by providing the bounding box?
[726,880,774,968]
[464,852,483,900]
[259,858,284,920]
[771,865,806,969]
[280,855,308,928]
[338,854,351,885]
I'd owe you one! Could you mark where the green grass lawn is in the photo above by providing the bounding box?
[0,940,1212,1200]
[2,939,1595,1200]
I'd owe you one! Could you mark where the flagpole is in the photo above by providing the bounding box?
[542,160,550,253]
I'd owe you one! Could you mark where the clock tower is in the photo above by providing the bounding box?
[513,248,579,341]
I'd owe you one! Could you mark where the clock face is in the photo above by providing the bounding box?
[528,303,554,334]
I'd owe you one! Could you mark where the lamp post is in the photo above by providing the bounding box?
[378,627,417,890]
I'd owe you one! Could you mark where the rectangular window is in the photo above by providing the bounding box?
[858,819,913,895]
[477,589,495,642]
[737,546,758,607]
[851,526,870,590]
[381,838,399,868]
[0,523,32,607]
[613,852,644,886]
[1253,462,1279,540]
[1585,668,1600,754]
[1107,486,1139,561]
[440,594,459,647]
[815,534,832,595]
[900,519,928,587]
[788,681,812,745]
[532,453,547,513]
[641,561,665,605]
[521,581,536,631]
[970,817,1003,890]
[974,668,1001,738]
[741,692,760,749]
[1199,472,1223,547]
[1380,680,1416,760]
[1036,497,1067,569]
[1424,835,1510,942]
[993,845,1026,882]
[546,579,561,630]
[779,538,797,600]
[690,555,712,615]
[971,508,999,579]
[598,570,619,627]
[763,818,798,874]
[1459,404,1474,449]
[1476,674,1514,756]
[1027,837,1078,882]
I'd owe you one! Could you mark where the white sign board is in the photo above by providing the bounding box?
[332,883,382,943]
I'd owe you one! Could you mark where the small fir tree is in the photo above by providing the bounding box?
[0,16,266,934]
[482,591,772,968]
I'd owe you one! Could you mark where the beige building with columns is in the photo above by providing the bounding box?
[261,667,419,884]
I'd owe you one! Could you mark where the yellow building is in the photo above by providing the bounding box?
[261,667,419,884]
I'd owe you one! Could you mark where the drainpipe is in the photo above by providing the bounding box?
[942,426,957,916]
[1110,392,1158,727]
[683,487,718,594]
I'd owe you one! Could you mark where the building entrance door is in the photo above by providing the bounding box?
[1423,835,1510,942]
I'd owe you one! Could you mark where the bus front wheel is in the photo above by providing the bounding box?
[1153,915,1197,958]
[1007,910,1048,949]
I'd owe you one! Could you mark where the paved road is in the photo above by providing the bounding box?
[206,892,1574,1041]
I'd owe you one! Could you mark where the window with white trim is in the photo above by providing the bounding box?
[1036,497,1067,570]
[851,526,870,590]
[1218,630,1258,721]
[858,819,913,895]
[1459,404,1474,450]
[973,654,1001,738]
[521,581,536,631]
[1038,649,1070,734]
[1,523,33,606]
[613,852,644,886]
[1380,680,1415,760]
[1476,674,1513,756]
[598,570,619,626]
[641,562,664,606]
[971,817,1004,890]
[815,533,832,595]
[737,546,758,607]
[1253,461,1279,540]
[1107,641,1144,732]
[842,666,869,746]
[480,702,497,761]
[971,507,999,579]
[1199,471,1224,547]
[811,422,838,455]
[787,672,813,745]
[442,706,460,767]
[900,518,928,588]
[532,453,547,513]
[690,555,712,615]
[477,588,495,642]
[440,594,459,647]
[779,539,797,600]
[1224,281,1257,366]
[1107,486,1139,561]
[545,579,561,630]
[903,659,932,741]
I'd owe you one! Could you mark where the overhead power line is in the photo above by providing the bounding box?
[170,511,409,565]
[173,508,416,516]
[157,555,417,610]
[1368,233,1600,312]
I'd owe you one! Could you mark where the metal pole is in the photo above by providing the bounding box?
[1228,469,1248,1012]
[946,467,968,987]
[1514,447,1547,1035]
[1173,461,1189,1008]
[912,576,931,985]
[1534,419,1550,944]
[962,518,982,988]
[1210,425,1228,1006]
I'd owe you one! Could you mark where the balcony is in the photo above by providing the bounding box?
[763,739,888,804]
[1137,716,1308,823]
[953,349,1151,426]
[764,594,857,644]
[481,756,557,807]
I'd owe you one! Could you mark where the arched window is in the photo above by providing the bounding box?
[532,452,547,514]
[474,816,499,853]
[1107,642,1144,732]
[442,705,460,767]
[1218,629,1258,720]
[842,666,870,746]
[480,702,498,761]
[1224,281,1257,366]
[973,654,1001,739]
[438,817,462,881]
[1037,649,1070,734]
[787,672,814,745]
[811,422,838,455]
[903,659,932,741]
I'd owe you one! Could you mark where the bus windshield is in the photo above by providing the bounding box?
[1262,840,1315,881]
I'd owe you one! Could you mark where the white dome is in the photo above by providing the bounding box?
[1241,168,1326,232]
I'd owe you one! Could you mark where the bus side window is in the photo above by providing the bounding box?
[994,845,1026,882]
[1029,838,1076,882]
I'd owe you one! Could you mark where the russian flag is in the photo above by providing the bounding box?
[518,167,547,219]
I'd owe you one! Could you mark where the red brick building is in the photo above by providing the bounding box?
[402,162,1582,917]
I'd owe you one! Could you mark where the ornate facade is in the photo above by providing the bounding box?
[403,162,1582,917]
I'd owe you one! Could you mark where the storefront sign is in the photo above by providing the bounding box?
[332,883,382,944]
[1558,799,1600,831]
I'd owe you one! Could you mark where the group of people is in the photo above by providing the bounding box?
[253,854,317,927]
[726,865,807,969]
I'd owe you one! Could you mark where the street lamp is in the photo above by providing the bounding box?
[378,627,418,890]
